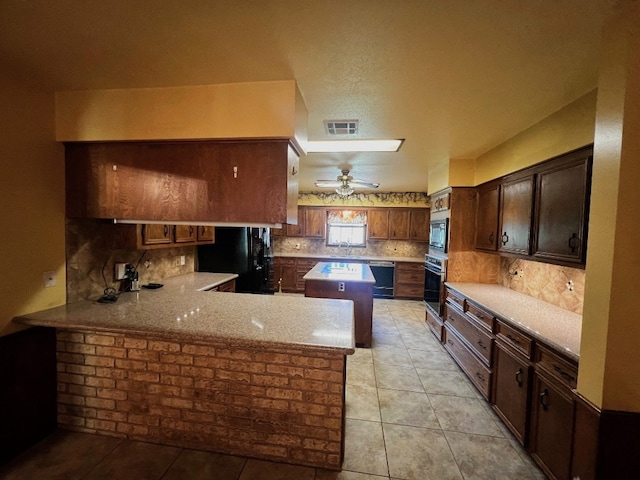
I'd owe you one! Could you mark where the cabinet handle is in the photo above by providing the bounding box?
[447,315,454,322]
[506,333,521,345]
[552,364,576,384]
[488,232,494,244]
[291,166,298,176]
[539,389,549,411]
[568,233,579,253]
[189,226,194,236]
[476,340,487,350]
[447,339,453,346]
[501,232,509,245]
[515,367,523,387]
[163,225,169,238]
[475,372,486,382]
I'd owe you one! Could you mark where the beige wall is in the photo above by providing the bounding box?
[55,80,307,146]
[473,89,597,185]
[0,72,66,336]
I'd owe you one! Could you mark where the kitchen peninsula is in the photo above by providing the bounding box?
[304,262,375,348]
[13,273,355,471]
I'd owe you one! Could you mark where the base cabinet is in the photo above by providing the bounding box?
[529,372,575,480]
[492,341,531,445]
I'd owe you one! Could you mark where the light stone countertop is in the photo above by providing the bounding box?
[303,261,376,284]
[14,273,355,354]
[275,253,425,263]
[446,282,582,362]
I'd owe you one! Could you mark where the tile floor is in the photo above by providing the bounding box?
[0,299,547,480]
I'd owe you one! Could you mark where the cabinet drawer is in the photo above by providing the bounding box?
[276,257,296,266]
[425,308,443,342]
[445,289,465,310]
[395,262,423,273]
[496,320,533,359]
[445,305,493,366]
[396,270,424,284]
[465,302,495,333]
[534,344,578,389]
[444,325,491,399]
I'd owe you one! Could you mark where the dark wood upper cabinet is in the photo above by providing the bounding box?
[65,140,299,225]
[533,151,592,265]
[304,207,326,238]
[475,181,500,251]
[367,209,389,240]
[286,207,305,237]
[388,208,410,240]
[498,174,535,256]
[409,208,430,241]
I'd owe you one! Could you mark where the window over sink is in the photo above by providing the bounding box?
[326,210,367,247]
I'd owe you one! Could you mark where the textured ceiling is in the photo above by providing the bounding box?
[0,0,618,193]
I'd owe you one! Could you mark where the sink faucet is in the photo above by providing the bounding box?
[339,241,352,256]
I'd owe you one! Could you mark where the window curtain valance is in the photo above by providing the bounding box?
[327,210,367,225]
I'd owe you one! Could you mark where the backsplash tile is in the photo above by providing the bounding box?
[66,219,195,303]
[498,257,584,314]
[273,237,427,259]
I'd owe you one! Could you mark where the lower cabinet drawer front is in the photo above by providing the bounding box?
[395,284,424,298]
[465,302,495,333]
[426,308,444,342]
[445,304,493,366]
[496,320,533,359]
[444,325,491,399]
[535,344,578,389]
[446,289,466,310]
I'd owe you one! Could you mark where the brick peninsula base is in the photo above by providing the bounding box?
[55,329,347,470]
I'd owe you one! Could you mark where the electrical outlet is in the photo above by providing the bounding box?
[180,255,186,266]
[43,271,56,288]
[518,268,523,278]
[175,256,181,267]
[566,280,575,291]
[338,282,346,292]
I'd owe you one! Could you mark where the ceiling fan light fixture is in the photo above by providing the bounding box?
[335,184,355,197]
[306,139,404,153]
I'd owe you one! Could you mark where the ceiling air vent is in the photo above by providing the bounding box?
[324,120,359,135]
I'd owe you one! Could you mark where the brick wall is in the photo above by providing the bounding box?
[55,329,347,470]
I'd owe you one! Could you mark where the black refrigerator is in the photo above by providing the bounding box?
[196,227,273,294]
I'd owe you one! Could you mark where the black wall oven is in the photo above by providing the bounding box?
[424,254,447,317]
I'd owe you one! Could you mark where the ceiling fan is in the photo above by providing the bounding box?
[314,169,380,197]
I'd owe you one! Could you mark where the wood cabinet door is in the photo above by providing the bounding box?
[286,207,305,237]
[304,207,326,238]
[492,341,531,445]
[141,224,172,245]
[174,225,197,243]
[274,263,296,292]
[409,209,429,241]
[498,175,534,255]
[533,154,591,264]
[475,182,500,251]
[388,209,410,240]
[367,209,389,240]
[530,372,575,480]
[196,226,215,243]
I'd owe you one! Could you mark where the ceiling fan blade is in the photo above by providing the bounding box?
[314,181,342,188]
[350,179,380,188]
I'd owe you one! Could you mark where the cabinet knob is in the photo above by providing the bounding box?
[163,225,169,238]
[501,232,509,245]
[568,233,579,253]
[488,232,494,244]
[539,389,549,411]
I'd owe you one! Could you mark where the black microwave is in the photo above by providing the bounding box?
[429,218,449,253]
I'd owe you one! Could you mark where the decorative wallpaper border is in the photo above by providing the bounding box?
[298,192,429,208]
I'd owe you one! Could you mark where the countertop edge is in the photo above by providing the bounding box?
[13,315,356,356]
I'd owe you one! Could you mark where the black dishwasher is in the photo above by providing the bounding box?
[368,261,395,298]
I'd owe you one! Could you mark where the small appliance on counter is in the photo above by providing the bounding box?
[197,227,273,294]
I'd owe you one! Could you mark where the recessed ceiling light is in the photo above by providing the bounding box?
[306,139,404,153]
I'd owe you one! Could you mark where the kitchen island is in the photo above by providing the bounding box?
[303,262,375,348]
[13,273,355,470]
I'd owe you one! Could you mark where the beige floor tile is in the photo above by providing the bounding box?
[374,364,424,392]
[428,395,504,437]
[238,459,315,480]
[399,331,443,351]
[346,361,377,387]
[346,384,381,421]
[372,345,413,366]
[162,449,246,480]
[406,349,460,371]
[315,469,389,479]
[0,431,122,480]
[342,419,389,477]
[444,431,536,480]
[416,368,477,397]
[383,423,463,480]
[82,440,181,480]
[377,388,440,429]
[348,347,374,365]
[371,332,405,348]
